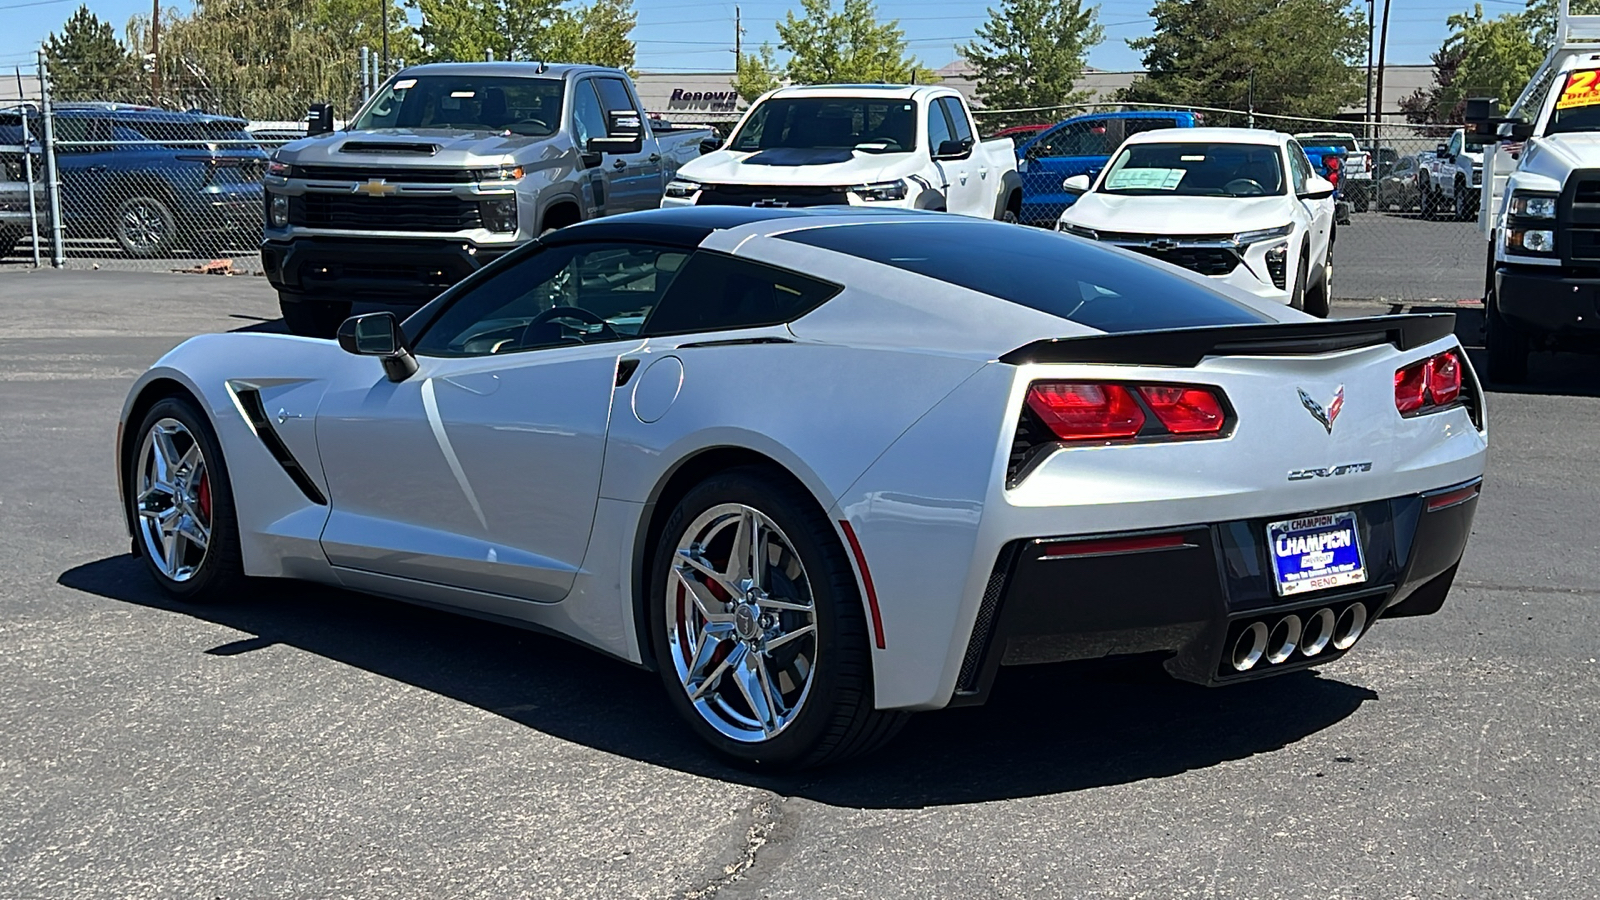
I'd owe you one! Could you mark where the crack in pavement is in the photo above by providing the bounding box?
[683,794,784,899]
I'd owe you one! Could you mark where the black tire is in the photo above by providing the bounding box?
[1454,179,1477,221]
[1421,184,1439,220]
[1289,248,1309,312]
[279,293,352,338]
[1486,297,1530,384]
[1352,186,1370,213]
[113,194,179,258]
[648,467,909,769]
[125,395,248,601]
[1305,243,1332,318]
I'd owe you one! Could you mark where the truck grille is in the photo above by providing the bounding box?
[695,184,848,207]
[1562,172,1600,264]
[1117,244,1239,277]
[291,165,474,183]
[289,193,482,232]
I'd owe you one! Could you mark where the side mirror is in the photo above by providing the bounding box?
[1464,96,1500,127]
[698,137,720,155]
[579,150,603,169]
[1062,174,1092,194]
[307,103,334,136]
[336,312,418,382]
[933,138,972,160]
[1435,143,1450,158]
[1300,175,1336,200]
[1506,119,1535,140]
[588,109,644,155]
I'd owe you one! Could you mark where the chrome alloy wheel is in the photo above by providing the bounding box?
[134,417,213,582]
[666,503,818,743]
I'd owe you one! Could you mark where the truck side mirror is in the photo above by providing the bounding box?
[1464,96,1500,127]
[933,138,972,160]
[588,109,644,155]
[698,137,720,155]
[1435,143,1450,158]
[307,103,335,136]
[1506,119,1535,140]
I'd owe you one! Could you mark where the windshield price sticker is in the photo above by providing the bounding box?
[1105,167,1186,191]
[1267,511,1367,597]
[1558,70,1600,109]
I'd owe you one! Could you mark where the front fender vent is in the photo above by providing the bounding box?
[233,386,328,505]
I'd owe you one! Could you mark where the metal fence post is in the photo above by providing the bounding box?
[36,50,65,268]
[17,78,41,267]
[359,46,370,100]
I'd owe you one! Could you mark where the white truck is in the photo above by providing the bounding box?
[1417,127,1484,220]
[1469,0,1600,381]
[662,84,1022,220]
[1294,131,1374,212]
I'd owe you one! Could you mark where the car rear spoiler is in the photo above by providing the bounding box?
[999,313,1457,367]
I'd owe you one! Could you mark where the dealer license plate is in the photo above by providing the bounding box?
[1266,511,1366,597]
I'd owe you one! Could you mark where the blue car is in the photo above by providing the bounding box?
[1013,110,1200,226]
[0,103,267,258]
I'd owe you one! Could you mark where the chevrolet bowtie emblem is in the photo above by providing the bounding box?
[353,178,398,197]
[1298,385,1345,435]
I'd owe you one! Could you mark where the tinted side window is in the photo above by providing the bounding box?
[776,222,1270,333]
[1125,117,1177,138]
[926,101,954,152]
[644,252,840,336]
[415,242,688,357]
[571,80,607,146]
[1032,119,1118,158]
[595,77,637,115]
[940,97,973,143]
[1287,141,1311,192]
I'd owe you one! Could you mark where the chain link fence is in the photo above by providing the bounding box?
[2,69,1489,303]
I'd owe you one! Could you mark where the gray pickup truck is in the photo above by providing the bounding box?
[262,62,713,336]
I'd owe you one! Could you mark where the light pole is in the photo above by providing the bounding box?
[379,0,389,75]
[1365,0,1376,142]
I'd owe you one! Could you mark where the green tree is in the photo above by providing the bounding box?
[1442,6,1543,114]
[1119,0,1365,121]
[410,0,636,69]
[775,0,936,85]
[1400,40,1466,124]
[43,5,138,100]
[959,0,1102,128]
[733,44,782,102]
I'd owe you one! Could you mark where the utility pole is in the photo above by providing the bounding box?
[1374,0,1391,139]
[150,0,161,99]
[380,0,390,75]
[1365,0,1376,143]
[734,5,742,68]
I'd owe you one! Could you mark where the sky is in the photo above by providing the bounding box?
[0,0,1521,79]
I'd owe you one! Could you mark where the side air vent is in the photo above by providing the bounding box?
[339,141,440,155]
[233,387,328,505]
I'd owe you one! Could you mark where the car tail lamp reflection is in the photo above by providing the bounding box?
[1024,381,1231,442]
[1395,350,1463,415]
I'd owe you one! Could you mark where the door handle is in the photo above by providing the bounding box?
[612,159,627,170]
[648,152,661,163]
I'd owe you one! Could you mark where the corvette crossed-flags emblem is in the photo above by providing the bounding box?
[1298,385,1345,435]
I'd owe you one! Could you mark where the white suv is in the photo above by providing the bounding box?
[1056,127,1338,316]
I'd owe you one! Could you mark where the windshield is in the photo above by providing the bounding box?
[352,75,564,137]
[730,97,917,154]
[1547,69,1600,135]
[1098,142,1286,197]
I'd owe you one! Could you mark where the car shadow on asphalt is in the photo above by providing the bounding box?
[60,554,1378,808]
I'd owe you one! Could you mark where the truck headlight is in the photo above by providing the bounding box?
[848,180,908,202]
[480,196,518,233]
[1058,221,1098,240]
[268,193,289,227]
[266,160,290,178]
[1508,192,1557,219]
[1508,228,1555,253]
[1233,223,1294,245]
[474,164,524,182]
[664,179,702,199]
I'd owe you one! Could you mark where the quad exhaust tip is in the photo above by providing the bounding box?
[1226,601,1369,674]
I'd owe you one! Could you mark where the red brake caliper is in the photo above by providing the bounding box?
[197,473,212,524]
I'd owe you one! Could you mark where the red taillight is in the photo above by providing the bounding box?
[1026,383,1145,440]
[1024,382,1230,443]
[1395,349,1464,415]
[1427,350,1462,405]
[1137,386,1227,434]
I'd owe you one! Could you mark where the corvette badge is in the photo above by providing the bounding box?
[1298,385,1344,435]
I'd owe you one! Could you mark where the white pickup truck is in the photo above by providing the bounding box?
[662,84,1022,220]
[1418,127,1484,220]
[1470,0,1600,382]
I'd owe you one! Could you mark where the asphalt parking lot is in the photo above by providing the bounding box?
[3,268,1599,898]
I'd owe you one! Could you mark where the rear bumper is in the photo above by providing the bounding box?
[1496,265,1600,335]
[262,237,514,304]
[948,480,1480,705]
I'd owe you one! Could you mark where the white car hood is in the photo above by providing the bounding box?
[676,148,922,186]
[1522,132,1600,178]
[1060,193,1293,235]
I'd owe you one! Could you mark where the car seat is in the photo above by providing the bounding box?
[481,88,510,128]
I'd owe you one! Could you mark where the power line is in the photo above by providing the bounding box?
[0,0,73,10]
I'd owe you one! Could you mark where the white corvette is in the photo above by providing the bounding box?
[118,207,1486,768]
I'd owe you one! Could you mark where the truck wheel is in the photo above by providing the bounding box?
[114,195,178,258]
[1352,186,1369,213]
[1454,180,1476,221]
[1305,243,1332,318]
[1486,300,1530,384]
[1289,248,1309,312]
[278,293,352,339]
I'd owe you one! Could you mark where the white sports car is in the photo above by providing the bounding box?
[118,207,1486,768]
